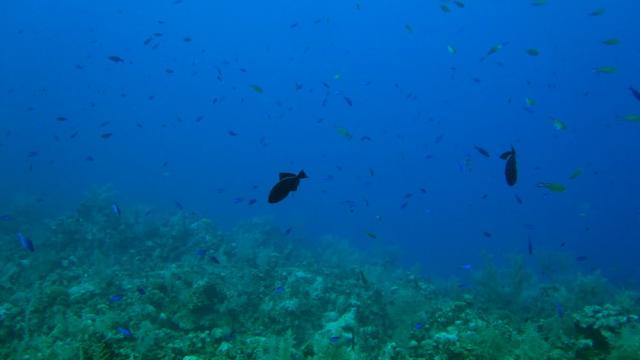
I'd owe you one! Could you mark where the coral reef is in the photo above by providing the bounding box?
[0,188,639,359]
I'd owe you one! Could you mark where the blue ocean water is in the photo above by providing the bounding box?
[1,1,640,358]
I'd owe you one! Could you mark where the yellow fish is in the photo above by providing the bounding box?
[537,182,566,193]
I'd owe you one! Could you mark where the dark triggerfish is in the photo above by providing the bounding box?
[500,146,517,186]
[268,170,308,203]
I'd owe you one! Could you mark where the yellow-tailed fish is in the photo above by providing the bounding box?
[249,84,264,93]
[594,66,617,74]
[569,168,583,180]
[552,118,568,131]
[537,182,566,193]
[601,38,620,46]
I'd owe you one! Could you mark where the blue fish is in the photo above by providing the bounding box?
[17,233,35,252]
[414,322,425,330]
[116,327,132,337]
[137,287,146,295]
[111,203,121,216]
[0,214,12,221]
[556,303,565,318]
[275,286,285,294]
[110,294,124,302]
[329,335,341,344]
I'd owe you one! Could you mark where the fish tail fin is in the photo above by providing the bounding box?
[298,170,308,179]
[499,151,512,160]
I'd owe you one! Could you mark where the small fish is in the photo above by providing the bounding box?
[594,66,617,74]
[601,38,620,46]
[228,130,239,136]
[336,127,353,140]
[116,327,132,337]
[183,37,192,42]
[526,48,540,57]
[18,233,35,252]
[537,182,566,192]
[461,264,472,270]
[137,287,146,295]
[483,231,492,238]
[107,55,124,63]
[403,23,415,33]
[343,96,353,106]
[143,37,152,45]
[589,8,606,16]
[358,270,368,286]
[414,322,425,330]
[525,97,536,107]
[528,238,533,255]
[249,84,264,93]
[289,22,299,28]
[473,145,490,157]
[109,294,124,302]
[556,303,565,318]
[247,198,257,205]
[210,255,221,264]
[56,116,68,122]
[551,118,568,131]
[447,44,457,55]
[329,336,341,344]
[85,156,95,162]
[481,42,507,61]
[100,133,113,139]
[284,227,293,236]
[112,203,121,216]
[576,256,588,262]
[275,286,285,294]
[268,170,308,204]
[0,214,13,221]
[440,4,451,13]
[366,232,377,239]
[500,146,518,186]
[622,114,640,123]
[514,194,523,204]
[568,168,583,180]
[174,200,184,210]
[629,86,640,102]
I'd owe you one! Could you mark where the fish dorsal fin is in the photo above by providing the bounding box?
[500,151,512,160]
[297,170,308,179]
[279,172,296,180]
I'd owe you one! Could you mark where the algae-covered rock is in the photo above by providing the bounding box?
[574,304,638,356]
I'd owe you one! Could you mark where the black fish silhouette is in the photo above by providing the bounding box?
[500,146,517,186]
[268,170,308,203]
